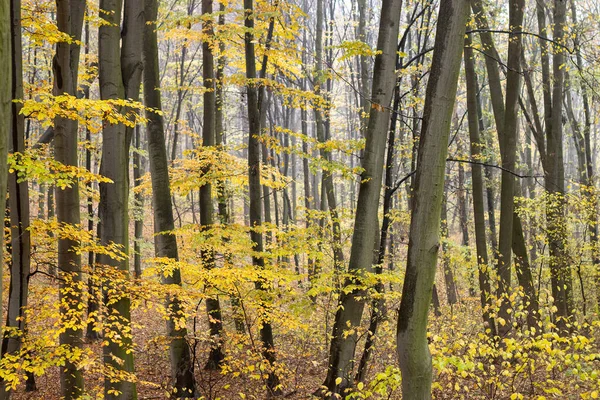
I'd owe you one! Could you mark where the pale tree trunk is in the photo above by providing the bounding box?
[143,0,196,395]
[0,0,33,396]
[321,0,402,395]
[243,0,281,395]
[464,32,496,336]
[98,0,142,397]
[52,1,85,398]
[396,1,469,399]
[201,0,225,370]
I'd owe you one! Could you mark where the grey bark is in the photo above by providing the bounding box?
[52,1,85,398]
[464,33,496,336]
[321,0,402,395]
[143,0,196,395]
[201,0,225,370]
[243,0,281,395]
[98,0,142,397]
[396,2,469,399]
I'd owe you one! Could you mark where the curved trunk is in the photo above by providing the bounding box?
[322,0,402,395]
[396,2,469,398]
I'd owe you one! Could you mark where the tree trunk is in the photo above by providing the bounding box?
[441,190,458,306]
[133,124,143,279]
[243,0,282,395]
[0,0,32,396]
[52,1,85,398]
[313,0,344,273]
[396,2,468,398]
[0,0,9,382]
[495,0,524,337]
[143,0,197,395]
[98,0,142,397]
[201,0,225,370]
[321,0,402,395]
[464,32,496,336]
[546,0,572,332]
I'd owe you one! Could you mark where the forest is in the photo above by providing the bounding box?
[0,0,599,398]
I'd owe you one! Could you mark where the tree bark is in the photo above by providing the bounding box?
[396,2,469,398]
[546,0,572,332]
[243,0,282,395]
[321,0,402,395]
[495,0,524,337]
[0,0,32,396]
[464,32,496,336]
[201,0,225,370]
[143,0,196,395]
[98,0,142,397]
[0,0,9,378]
[52,1,85,398]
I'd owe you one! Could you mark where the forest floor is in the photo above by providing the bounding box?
[7,276,600,399]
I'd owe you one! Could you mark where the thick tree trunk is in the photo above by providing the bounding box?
[143,0,196,396]
[473,0,538,333]
[396,2,468,399]
[0,0,9,375]
[321,0,402,395]
[0,1,32,396]
[98,0,142,398]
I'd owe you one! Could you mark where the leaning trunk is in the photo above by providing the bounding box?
[396,2,469,398]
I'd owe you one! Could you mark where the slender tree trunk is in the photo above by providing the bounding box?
[313,0,344,272]
[396,2,468,398]
[464,32,496,337]
[52,1,85,398]
[133,124,143,279]
[243,0,282,395]
[143,0,196,395]
[495,0,524,337]
[201,0,225,370]
[322,0,402,395]
[546,0,572,331]
[441,190,458,306]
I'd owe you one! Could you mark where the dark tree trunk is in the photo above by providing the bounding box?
[143,0,197,395]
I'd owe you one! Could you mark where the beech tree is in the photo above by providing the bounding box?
[322,0,402,395]
[396,1,469,398]
[143,0,196,395]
